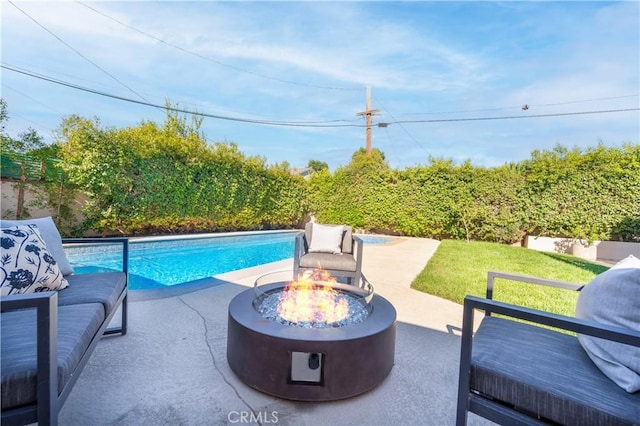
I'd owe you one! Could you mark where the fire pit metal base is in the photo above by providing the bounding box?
[227,282,396,401]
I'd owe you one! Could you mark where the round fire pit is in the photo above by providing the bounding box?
[226,271,396,401]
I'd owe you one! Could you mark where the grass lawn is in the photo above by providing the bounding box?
[411,239,609,317]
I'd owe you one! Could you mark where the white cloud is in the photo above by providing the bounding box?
[2,1,637,170]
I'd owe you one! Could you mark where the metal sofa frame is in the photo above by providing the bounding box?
[1,238,128,426]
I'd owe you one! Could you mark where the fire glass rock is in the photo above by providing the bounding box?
[257,288,369,328]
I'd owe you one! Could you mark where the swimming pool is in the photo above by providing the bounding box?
[65,232,391,290]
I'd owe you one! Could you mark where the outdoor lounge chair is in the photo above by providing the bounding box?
[293,223,363,286]
[456,269,640,425]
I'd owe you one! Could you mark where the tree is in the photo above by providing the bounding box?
[0,100,66,221]
[0,100,46,155]
[0,98,8,136]
[307,159,328,173]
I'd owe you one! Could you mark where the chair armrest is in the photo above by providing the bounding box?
[352,235,364,264]
[463,295,640,346]
[293,232,305,271]
[62,237,129,274]
[486,270,583,300]
[457,294,640,425]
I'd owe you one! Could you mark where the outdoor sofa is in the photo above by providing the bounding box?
[456,266,640,425]
[1,230,128,426]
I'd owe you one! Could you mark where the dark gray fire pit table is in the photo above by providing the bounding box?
[226,271,397,401]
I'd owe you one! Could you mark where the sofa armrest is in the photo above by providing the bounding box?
[1,292,58,425]
[62,237,129,274]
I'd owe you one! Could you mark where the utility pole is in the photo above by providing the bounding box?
[356,85,379,155]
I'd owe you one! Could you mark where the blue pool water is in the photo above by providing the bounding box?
[359,235,391,245]
[65,232,391,290]
[66,232,296,290]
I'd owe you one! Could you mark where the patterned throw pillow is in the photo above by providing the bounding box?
[0,216,74,276]
[0,224,69,295]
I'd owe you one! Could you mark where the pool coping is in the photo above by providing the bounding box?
[127,229,299,243]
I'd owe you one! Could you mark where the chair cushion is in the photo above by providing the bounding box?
[1,303,105,410]
[308,223,344,254]
[299,252,357,272]
[59,272,127,316]
[304,223,354,254]
[575,255,640,392]
[471,316,640,425]
[0,216,74,276]
[1,225,69,295]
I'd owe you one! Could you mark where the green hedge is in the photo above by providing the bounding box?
[308,145,639,243]
[55,113,308,235]
[23,109,639,242]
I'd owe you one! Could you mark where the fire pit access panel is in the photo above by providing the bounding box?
[290,352,323,384]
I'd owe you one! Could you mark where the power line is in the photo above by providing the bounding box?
[4,62,637,128]
[381,108,639,125]
[2,63,366,128]
[396,94,639,117]
[530,95,639,108]
[77,1,363,92]
[373,95,428,153]
[2,83,65,116]
[8,0,157,110]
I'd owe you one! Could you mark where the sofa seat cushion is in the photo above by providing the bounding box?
[299,252,357,272]
[471,316,640,425]
[58,272,126,316]
[1,302,105,410]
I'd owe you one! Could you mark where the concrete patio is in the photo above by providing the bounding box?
[57,236,492,425]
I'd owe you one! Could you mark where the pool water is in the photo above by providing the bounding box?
[66,232,296,290]
[65,232,391,290]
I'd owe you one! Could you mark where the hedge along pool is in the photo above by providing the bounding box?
[64,231,391,290]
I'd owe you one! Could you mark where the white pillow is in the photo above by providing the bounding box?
[0,216,74,276]
[609,254,640,270]
[308,224,345,254]
[1,224,69,295]
[575,255,640,392]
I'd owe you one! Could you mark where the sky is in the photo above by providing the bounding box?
[1,1,639,171]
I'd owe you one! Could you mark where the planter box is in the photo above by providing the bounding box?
[570,240,598,260]
[524,235,639,263]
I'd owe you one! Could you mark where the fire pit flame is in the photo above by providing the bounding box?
[277,270,349,324]
[254,269,372,328]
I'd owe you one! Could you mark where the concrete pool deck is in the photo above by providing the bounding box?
[57,236,492,425]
